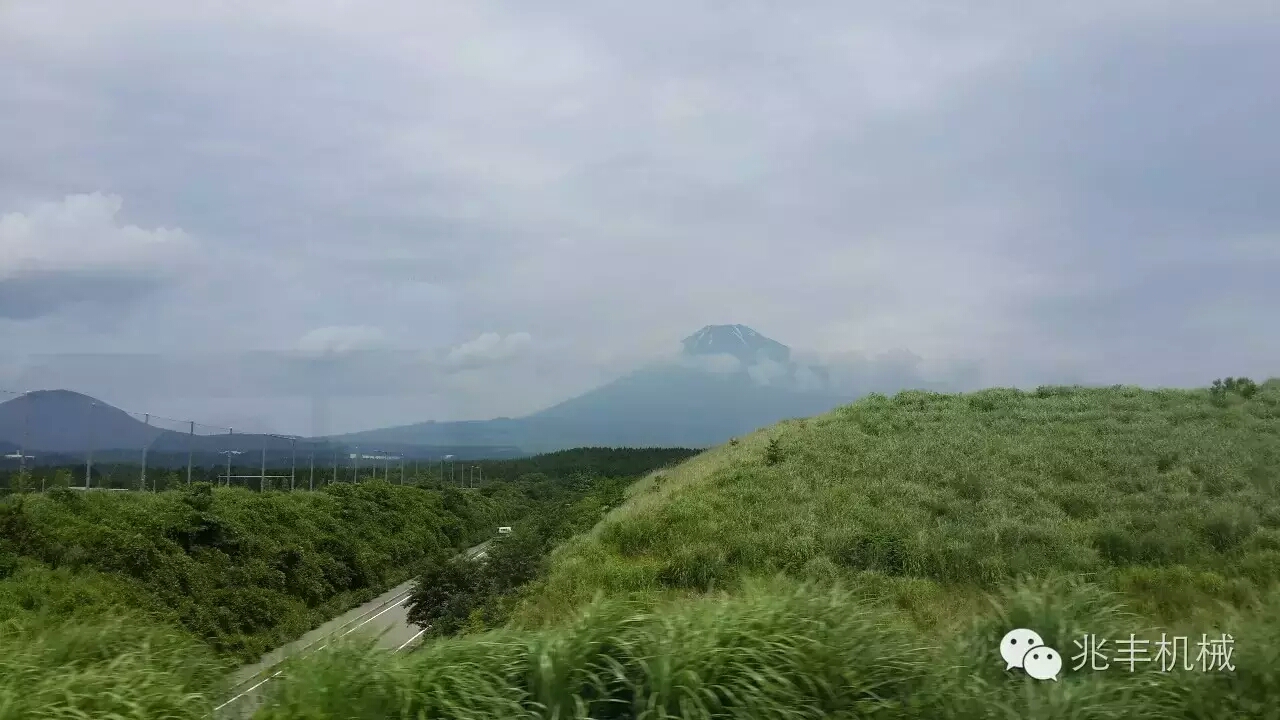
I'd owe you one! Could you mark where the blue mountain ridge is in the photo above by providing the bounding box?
[329,325,857,452]
[0,326,866,458]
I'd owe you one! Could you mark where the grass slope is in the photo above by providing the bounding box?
[9,385,1280,718]
[527,383,1280,627]
[242,381,1280,719]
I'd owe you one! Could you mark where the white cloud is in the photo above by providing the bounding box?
[747,358,790,387]
[0,193,196,281]
[296,325,387,355]
[442,331,532,369]
[676,353,743,375]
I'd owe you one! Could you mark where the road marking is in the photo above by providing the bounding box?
[214,671,283,712]
[214,541,489,715]
[395,627,427,652]
[238,588,413,674]
[300,585,415,650]
[215,594,419,713]
[216,588,415,712]
[331,589,411,630]
[338,593,409,638]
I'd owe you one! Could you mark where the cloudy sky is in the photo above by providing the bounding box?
[1,0,1277,435]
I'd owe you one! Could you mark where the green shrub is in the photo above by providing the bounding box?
[0,481,490,660]
[765,437,783,465]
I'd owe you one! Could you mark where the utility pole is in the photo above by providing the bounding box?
[85,401,96,489]
[259,443,266,492]
[309,447,315,491]
[186,421,195,485]
[331,450,337,485]
[20,391,29,479]
[219,449,242,487]
[140,413,150,492]
[227,428,233,486]
[354,447,360,483]
[4,450,34,490]
[290,437,297,491]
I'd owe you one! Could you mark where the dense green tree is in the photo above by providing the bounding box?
[404,552,491,636]
[0,447,689,661]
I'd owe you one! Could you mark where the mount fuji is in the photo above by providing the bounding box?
[329,325,860,452]
[0,325,934,460]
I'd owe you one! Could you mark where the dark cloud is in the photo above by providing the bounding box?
[0,272,162,319]
[0,1,1275,432]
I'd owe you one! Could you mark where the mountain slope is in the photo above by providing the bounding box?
[0,390,315,459]
[4,325,863,457]
[524,364,852,447]
[525,380,1280,621]
[682,324,790,364]
[0,390,164,453]
[227,381,1280,720]
[331,325,857,452]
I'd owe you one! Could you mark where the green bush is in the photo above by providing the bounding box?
[405,552,492,636]
[0,480,495,660]
[764,437,783,465]
[255,582,1280,719]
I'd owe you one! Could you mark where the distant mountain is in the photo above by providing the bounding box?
[2,325,872,462]
[0,390,164,453]
[330,325,860,452]
[0,390,517,467]
[682,324,790,364]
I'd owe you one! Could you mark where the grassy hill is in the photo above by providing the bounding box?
[525,381,1280,625]
[246,380,1280,719]
[7,383,1280,718]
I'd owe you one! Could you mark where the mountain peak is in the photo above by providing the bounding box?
[681,324,791,364]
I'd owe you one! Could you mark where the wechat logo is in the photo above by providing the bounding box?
[1000,628,1062,681]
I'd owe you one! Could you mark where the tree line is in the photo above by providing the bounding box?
[0,447,694,662]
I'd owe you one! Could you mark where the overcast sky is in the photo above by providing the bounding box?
[1,0,1277,435]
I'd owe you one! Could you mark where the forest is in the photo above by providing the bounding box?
[0,447,695,662]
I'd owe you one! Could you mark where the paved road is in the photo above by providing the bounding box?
[214,540,491,719]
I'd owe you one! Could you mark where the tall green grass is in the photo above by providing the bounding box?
[0,613,228,719]
[9,580,1272,718]
[253,579,1280,719]
[8,384,1280,717]
[524,383,1280,628]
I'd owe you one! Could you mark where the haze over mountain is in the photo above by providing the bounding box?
[0,325,967,458]
[0,390,518,465]
[3,1,1277,442]
[682,324,790,365]
[328,325,869,451]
